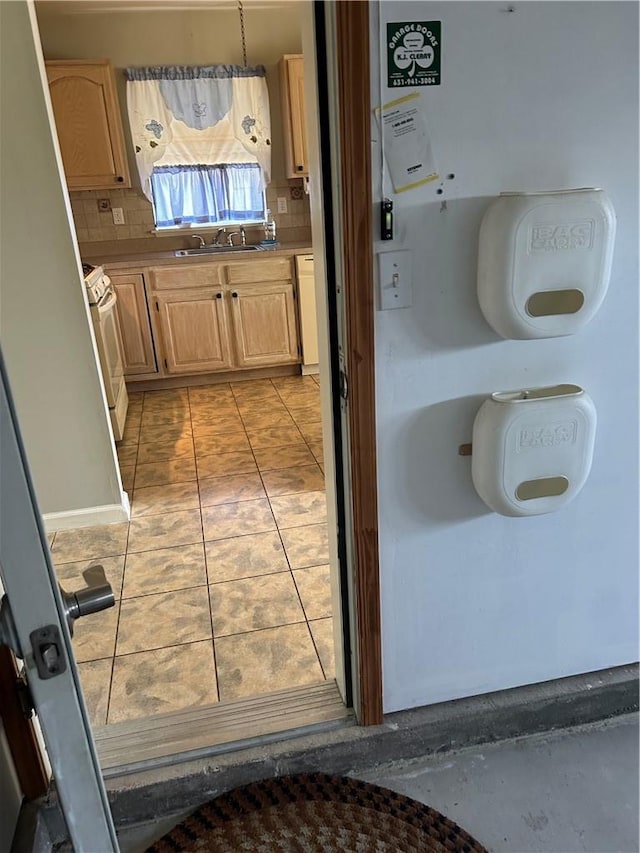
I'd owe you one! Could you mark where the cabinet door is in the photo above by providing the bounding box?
[155,289,233,374]
[46,61,130,190]
[111,274,157,376]
[230,282,300,368]
[280,55,308,178]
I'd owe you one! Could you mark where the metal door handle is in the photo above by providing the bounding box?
[60,565,115,636]
[0,564,115,674]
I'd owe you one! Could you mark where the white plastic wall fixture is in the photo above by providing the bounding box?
[477,188,616,339]
[471,384,597,517]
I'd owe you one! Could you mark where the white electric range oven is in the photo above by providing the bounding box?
[83,263,128,441]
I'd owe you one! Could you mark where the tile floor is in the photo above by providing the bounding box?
[49,375,336,728]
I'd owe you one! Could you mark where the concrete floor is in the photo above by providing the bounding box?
[118,714,639,853]
[361,715,639,853]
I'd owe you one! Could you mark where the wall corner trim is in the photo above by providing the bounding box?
[43,494,130,533]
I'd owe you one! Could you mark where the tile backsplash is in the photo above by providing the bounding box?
[70,187,154,243]
[70,181,312,250]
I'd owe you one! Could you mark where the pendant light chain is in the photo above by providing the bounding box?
[238,0,248,68]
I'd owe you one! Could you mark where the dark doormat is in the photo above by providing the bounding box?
[145,772,487,852]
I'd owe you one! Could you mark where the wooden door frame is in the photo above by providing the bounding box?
[0,646,49,800]
[331,1,383,725]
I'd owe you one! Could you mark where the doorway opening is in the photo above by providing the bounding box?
[27,0,353,761]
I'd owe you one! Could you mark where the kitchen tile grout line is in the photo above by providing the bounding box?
[114,386,194,721]
[81,616,332,670]
[208,382,325,699]
[60,553,329,594]
[55,523,330,568]
[273,380,331,675]
[260,379,330,678]
[271,382,324,468]
[187,385,221,703]
[94,379,324,721]
[104,491,132,727]
[102,392,141,726]
[119,385,214,713]
[78,605,331,671]
[53,518,327,567]
[233,379,325,682]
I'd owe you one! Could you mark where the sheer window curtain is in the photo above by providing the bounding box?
[150,164,265,227]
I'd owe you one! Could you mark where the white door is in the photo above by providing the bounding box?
[0,353,118,851]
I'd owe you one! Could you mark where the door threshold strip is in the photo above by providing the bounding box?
[95,680,351,775]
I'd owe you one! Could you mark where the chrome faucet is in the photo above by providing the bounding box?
[227,227,246,248]
[191,234,206,248]
[213,228,226,246]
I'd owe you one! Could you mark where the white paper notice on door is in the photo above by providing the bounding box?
[375,93,438,193]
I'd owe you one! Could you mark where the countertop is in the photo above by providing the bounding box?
[85,242,313,272]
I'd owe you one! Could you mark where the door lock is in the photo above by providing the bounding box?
[32,565,115,680]
[1,565,115,680]
[30,624,67,679]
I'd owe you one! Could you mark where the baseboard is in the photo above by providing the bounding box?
[43,492,130,533]
[126,364,300,392]
[301,363,320,375]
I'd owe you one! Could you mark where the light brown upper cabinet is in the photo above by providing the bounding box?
[279,55,308,178]
[45,60,131,190]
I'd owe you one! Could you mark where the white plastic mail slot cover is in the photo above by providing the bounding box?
[477,188,616,339]
[471,384,597,516]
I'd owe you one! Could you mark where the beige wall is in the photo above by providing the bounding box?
[35,3,311,249]
[0,0,124,519]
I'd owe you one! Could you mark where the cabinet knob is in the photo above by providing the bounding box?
[296,165,304,172]
[216,292,222,299]
[116,176,124,183]
[232,292,238,298]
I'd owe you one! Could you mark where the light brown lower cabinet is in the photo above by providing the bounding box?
[111,273,157,375]
[127,257,303,378]
[155,288,234,374]
[229,281,300,367]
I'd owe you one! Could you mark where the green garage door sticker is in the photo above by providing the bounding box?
[387,22,441,88]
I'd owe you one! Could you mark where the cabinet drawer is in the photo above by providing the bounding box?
[149,264,224,291]
[226,257,293,285]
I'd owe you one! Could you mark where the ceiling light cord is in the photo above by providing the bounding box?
[238,0,248,68]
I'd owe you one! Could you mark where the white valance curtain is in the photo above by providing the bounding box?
[125,65,271,201]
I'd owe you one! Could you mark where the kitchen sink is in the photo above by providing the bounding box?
[174,244,264,257]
